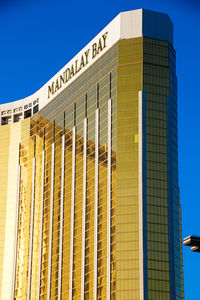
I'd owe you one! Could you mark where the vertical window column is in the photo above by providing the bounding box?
[47,125,55,300]
[93,107,99,300]
[58,131,65,300]
[81,116,87,300]
[37,130,45,300]
[27,137,36,300]
[37,149,45,299]
[138,91,144,300]
[107,98,112,300]
[12,144,21,299]
[69,125,76,299]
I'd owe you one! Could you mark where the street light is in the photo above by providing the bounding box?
[183,235,200,253]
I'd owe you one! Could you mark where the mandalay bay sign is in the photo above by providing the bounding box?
[48,32,108,99]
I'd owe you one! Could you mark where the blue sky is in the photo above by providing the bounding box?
[0,0,199,298]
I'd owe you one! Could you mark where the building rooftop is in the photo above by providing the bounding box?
[0,9,173,125]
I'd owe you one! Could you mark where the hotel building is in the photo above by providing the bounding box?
[0,9,184,300]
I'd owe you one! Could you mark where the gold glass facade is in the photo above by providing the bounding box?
[116,38,142,299]
[0,31,184,300]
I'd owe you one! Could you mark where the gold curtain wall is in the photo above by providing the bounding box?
[0,37,184,300]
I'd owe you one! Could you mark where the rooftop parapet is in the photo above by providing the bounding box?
[0,8,173,125]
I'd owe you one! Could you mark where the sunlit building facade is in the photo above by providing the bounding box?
[0,9,184,300]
